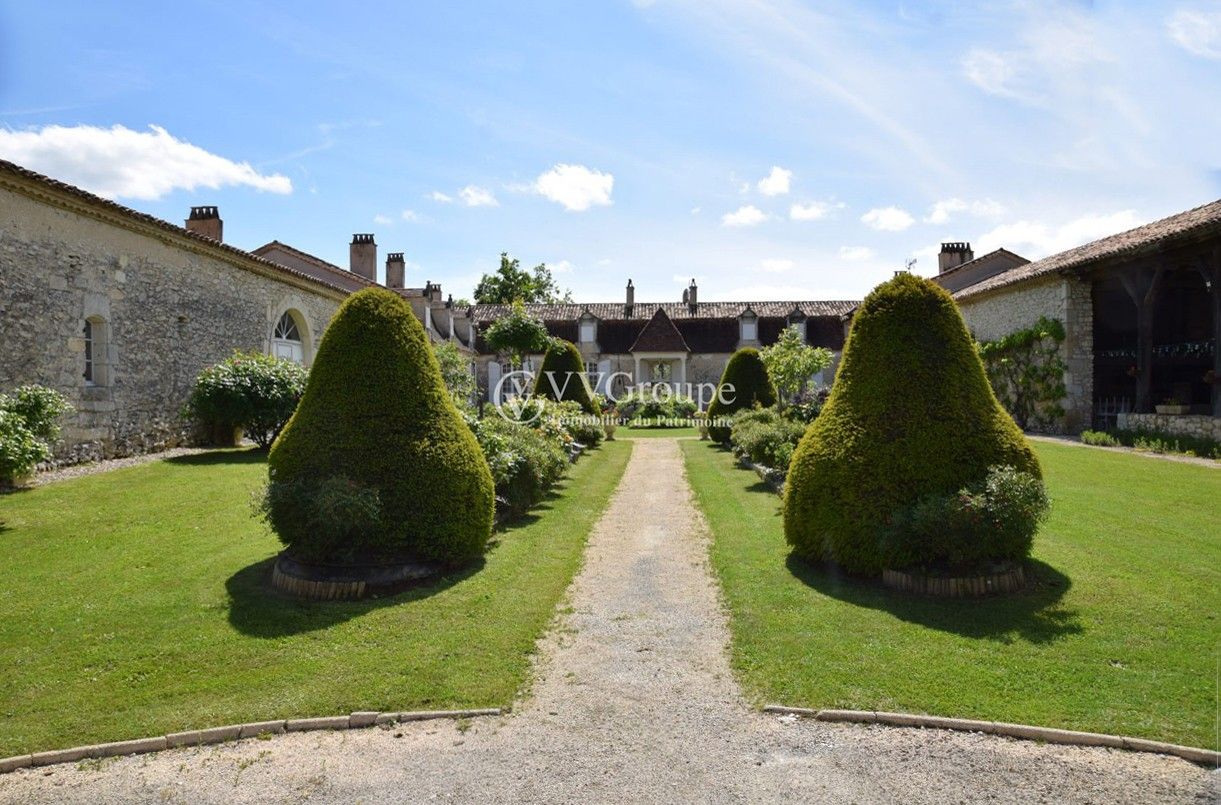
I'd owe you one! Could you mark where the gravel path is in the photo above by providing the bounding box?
[1,439,1213,803]
[27,447,214,487]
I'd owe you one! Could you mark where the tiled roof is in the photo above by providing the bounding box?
[630,308,690,352]
[468,300,858,323]
[956,199,1221,299]
[0,158,356,297]
[251,241,378,294]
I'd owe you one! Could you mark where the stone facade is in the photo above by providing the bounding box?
[955,275,1094,433]
[0,176,344,465]
[1116,413,1221,442]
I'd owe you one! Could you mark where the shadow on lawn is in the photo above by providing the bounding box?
[226,555,485,638]
[166,448,267,466]
[786,554,1082,645]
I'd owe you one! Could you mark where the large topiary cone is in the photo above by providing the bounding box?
[268,288,494,565]
[783,273,1039,575]
[707,348,776,443]
[533,339,597,413]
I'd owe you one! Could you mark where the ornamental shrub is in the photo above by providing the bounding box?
[256,477,383,564]
[533,339,597,413]
[0,385,73,484]
[784,273,1040,575]
[188,352,307,448]
[615,389,698,426]
[267,288,495,565]
[707,348,777,443]
[467,414,569,520]
[541,399,604,446]
[729,407,804,472]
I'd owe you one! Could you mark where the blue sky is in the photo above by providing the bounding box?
[2,1,1219,302]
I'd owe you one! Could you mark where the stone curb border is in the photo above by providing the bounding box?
[0,707,502,775]
[763,706,1219,768]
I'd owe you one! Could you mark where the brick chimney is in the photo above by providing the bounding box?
[386,252,405,288]
[625,279,635,311]
[687,278,698,311]
[350,234,377,281]
[185,206,222,242]
[938,242,973,273]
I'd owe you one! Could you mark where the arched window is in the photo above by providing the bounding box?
[272,311,304,364]
[83,316,108,386]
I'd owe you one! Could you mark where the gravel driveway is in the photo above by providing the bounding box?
[2,439,1213,803]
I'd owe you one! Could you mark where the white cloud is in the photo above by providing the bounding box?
[962,49,1023,98]
[597,258,613,266]
[838,246,875,261]
[721,205,767,227]
[924,198,1007,224]
[0,123,291,200]
[373,214,393,226]
[756,166,792,196]
[759,258,794,273]
[690,206,701,215]
[534,163,614,211]
[459,185,498,207]
[975,209,1142,258]
[861,206,914,231]
[550,259,575,273]
[1167,9,1221,59]
[400,209,419,222]
[430,191,453,203]
[789,200,843,221]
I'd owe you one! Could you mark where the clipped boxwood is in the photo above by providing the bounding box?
[707,348,777,442]
[533,339,597,413]
[267,288,494,566]
[783,273,1040,575]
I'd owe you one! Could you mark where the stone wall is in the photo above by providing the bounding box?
[956,276,1094,432]
[1116,413,1221,442]
[0,184,343,465]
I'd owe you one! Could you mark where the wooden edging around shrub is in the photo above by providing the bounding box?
[881,565,1025,597]
[762,706,1219,767]
[0,707,503,775]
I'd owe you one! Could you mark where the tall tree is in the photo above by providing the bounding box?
[473,253,572,304]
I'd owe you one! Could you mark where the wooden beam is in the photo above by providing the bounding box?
[1118,262,1166,413]
[1210,247,1221,417]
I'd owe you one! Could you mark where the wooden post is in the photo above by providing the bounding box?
[1119,263,1166,413]
[1212,249,1221,417]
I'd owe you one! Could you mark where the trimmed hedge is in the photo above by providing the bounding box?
[783,273,1040,575]
[267,288,495,565]
[708,348,776,442]
[533,339,597,413]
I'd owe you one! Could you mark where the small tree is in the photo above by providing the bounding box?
[433,341,476,407]
[188,352,307,448]
[484,300,552,369]
[761,326,834,405]
[473,253,572,304]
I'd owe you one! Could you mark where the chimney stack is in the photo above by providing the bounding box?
[625,279,635,310]
[687,278,698,310]
[185,206,222,242]
[386,252,405,288]
[350,234,377,281]
[938,242,973,274]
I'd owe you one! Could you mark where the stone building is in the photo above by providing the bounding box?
[936,200,1221,436]
[470,280,857,404]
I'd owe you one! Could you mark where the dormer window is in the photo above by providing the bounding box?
[739,310,758,342]
[579,313,597,344]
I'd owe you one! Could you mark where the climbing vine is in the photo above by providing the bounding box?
[977,317,1067,431]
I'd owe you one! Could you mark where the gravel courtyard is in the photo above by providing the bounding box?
[1,439,1213,804]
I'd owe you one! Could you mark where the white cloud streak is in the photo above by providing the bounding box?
[975,210,1142,258]
[534,163,614,211]
[789,200,843,221]
[860,206,914,231]
[721,205,767,227]
[0,124,291,200]
[1167,9,1221,59]
[459,185,498,207]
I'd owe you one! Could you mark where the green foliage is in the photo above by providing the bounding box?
[467,414,570,519]
[615,389,698,426]
[728,407,805,473]
[533,339,597,413]
[267,288,495,566]
[483,300,553,368]
[0,385,73,483]
[707,348,777,443]
[187,352,307,448]
[1080,430,1121,447]
[788,387,830,424]
[255,477,383,563]
[433,341,476,406]
[760,325,834,404]
[784,273,1040,575]
[880,465,1049,571]
[1,385,74,443]
[473,252,572,304]
[977,317,1067,431]
[541,399,604,446]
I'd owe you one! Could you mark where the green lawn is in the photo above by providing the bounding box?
[682,440,1220,747]
[0,441,631,757]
